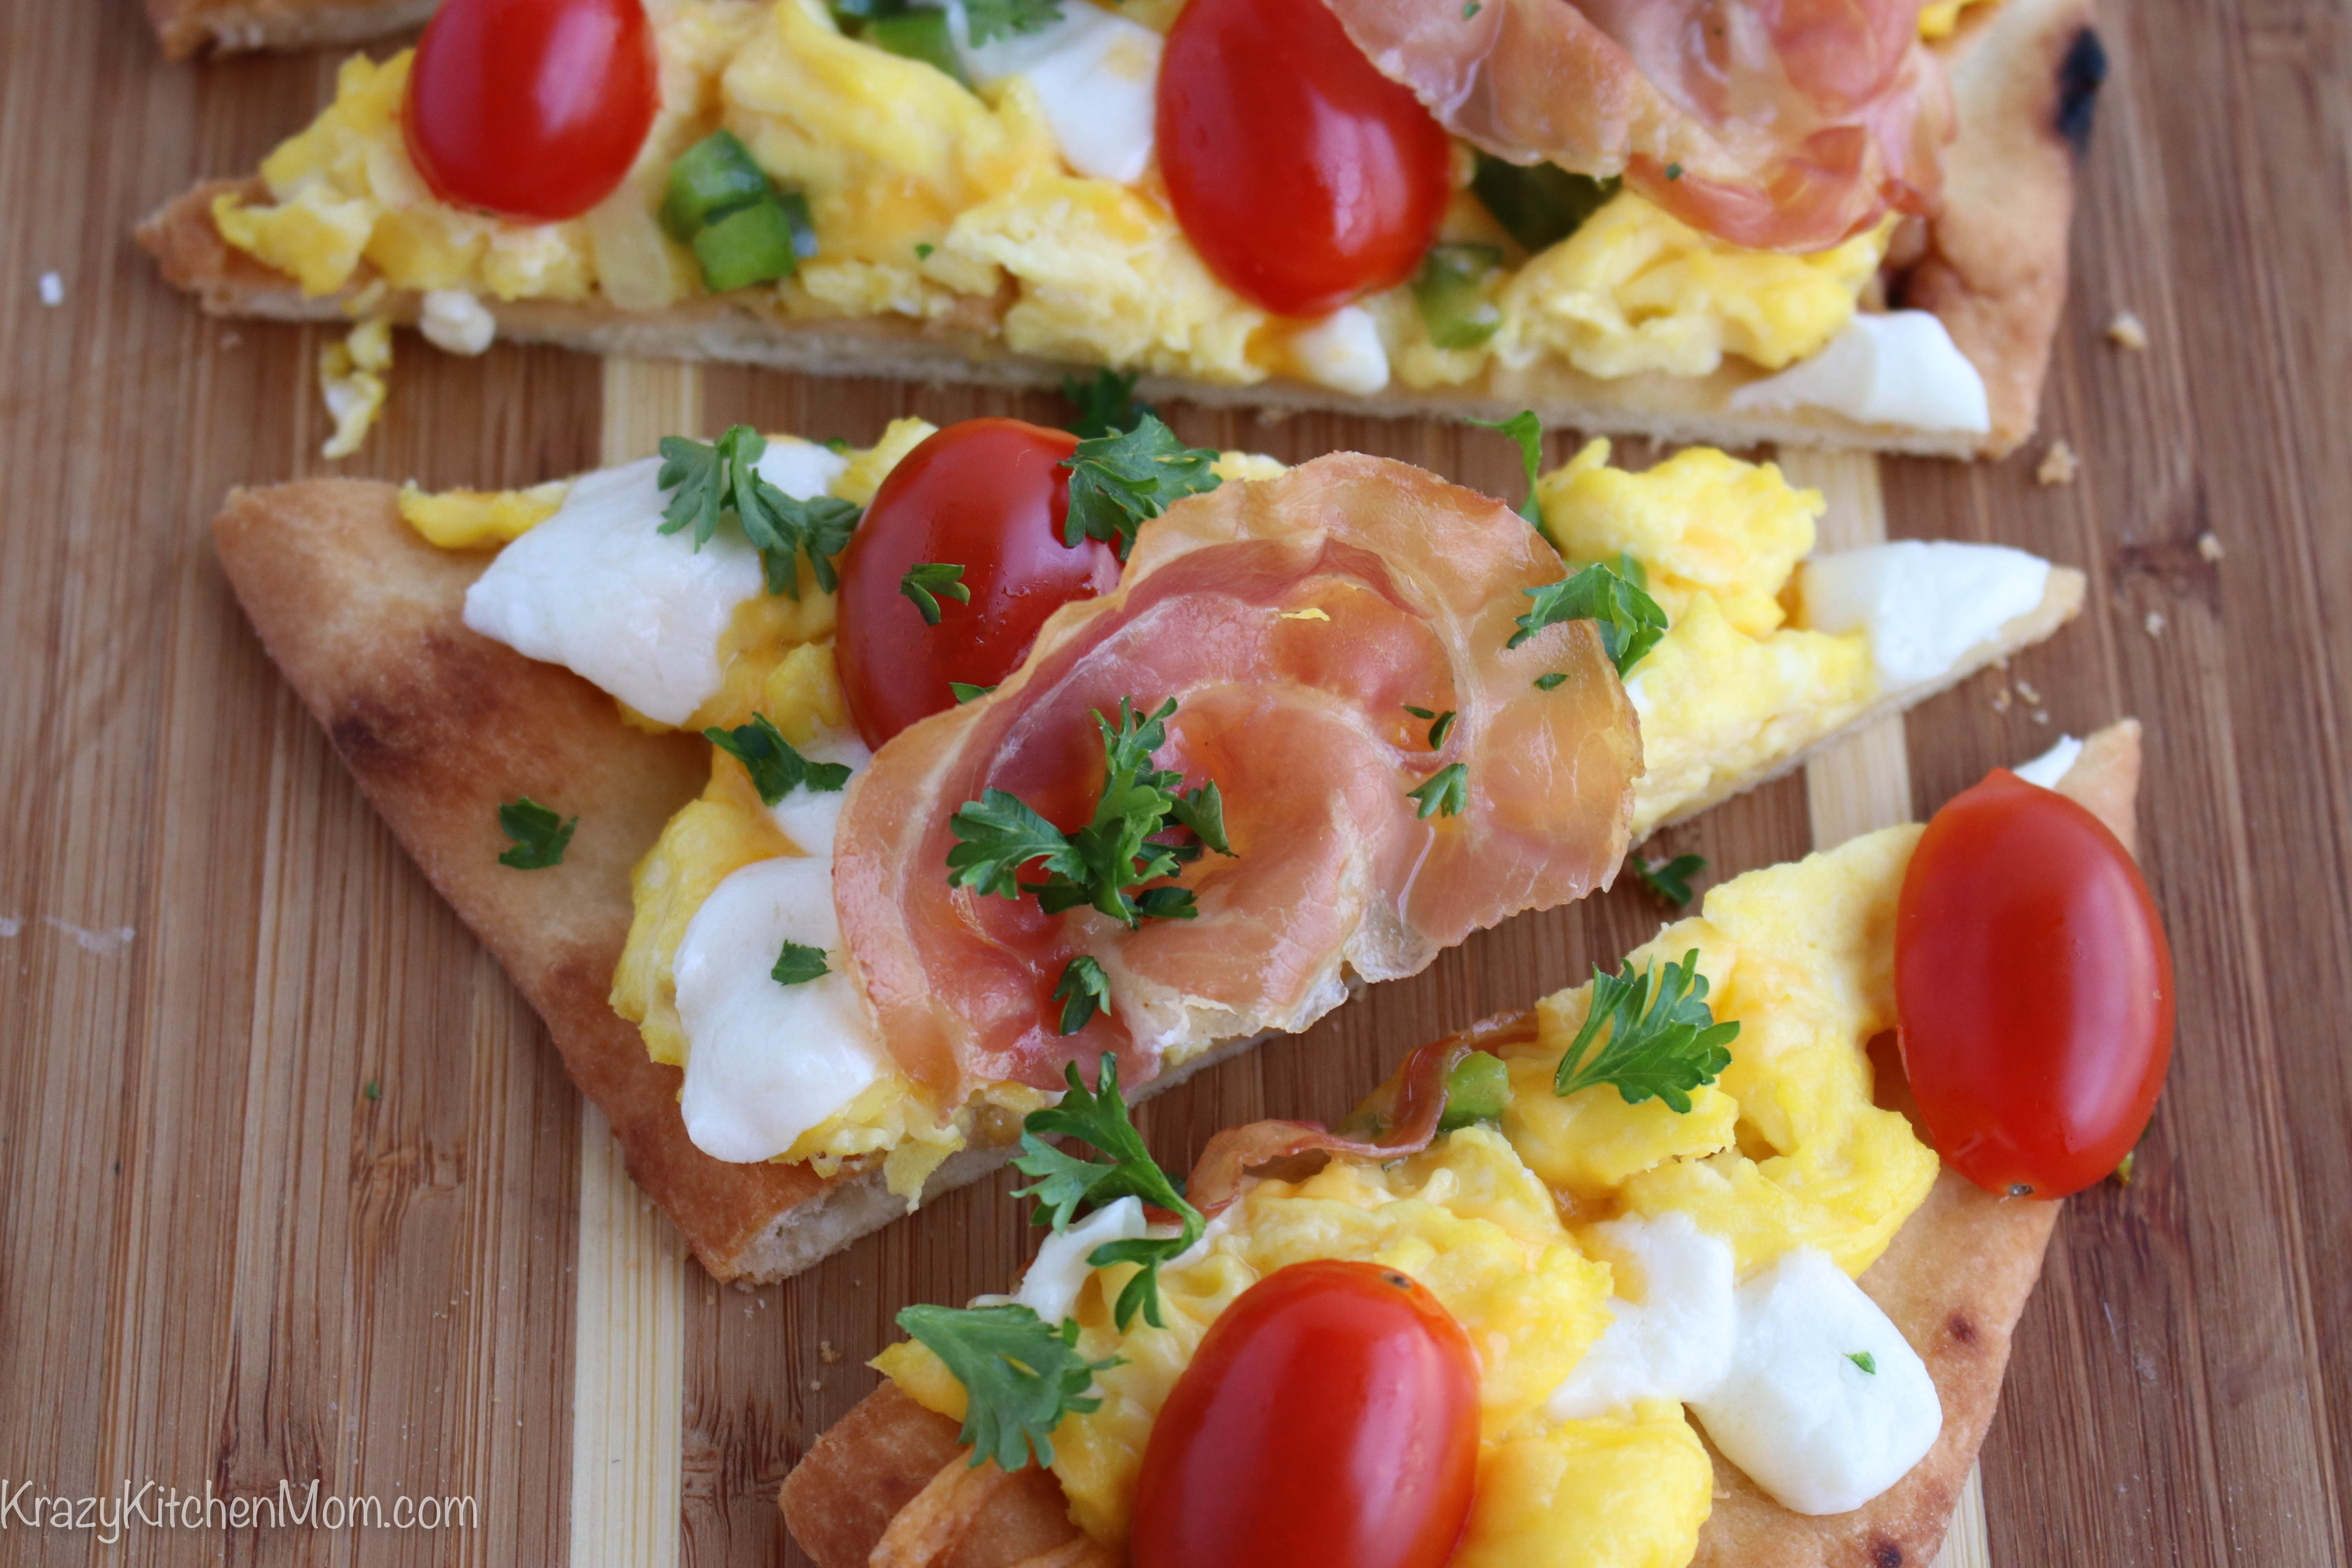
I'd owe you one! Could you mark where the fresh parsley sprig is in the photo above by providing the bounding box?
[1408,762,1469,819]
[896,1303,1116,1471]
[1014,1055,1206,1331]
[1061,416,1223,561]
[771,940,829,986]
[704,713,852,806]
[1509,560,1668,677]
[964,0,1062,45]
[1630,852,1707,907]
[900,561,971,625]
[1470,409,1546,531]
[657,425,861,598]
[1054,956,1113,1035]
[497,796,576,869]
[1061,367,1156,439]
[948,697,1233,945]
[1552,949,1738,1111]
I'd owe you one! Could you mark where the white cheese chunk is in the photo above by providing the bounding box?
[1799,541,2051,689]
[1013,1196,1151,1324]
[2010,733,2083,789]
[420,289,497,355]
[767,728,874,857]
[946,1,1162,185]
[1547,1210,1738,1420]
[675,856,887,1163]
[1292,305,1392,396]
[461,441,849,725]
[1727,311,1991,434]
[1690,1249,1943,1516]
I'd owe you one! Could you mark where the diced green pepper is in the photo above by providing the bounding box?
[1412,243,1504,350]
[1437,1051,1512,1133]
[1470,153,1620,254]
[661,130,775,243]
[692,196,810,292]
[866,9,966,82]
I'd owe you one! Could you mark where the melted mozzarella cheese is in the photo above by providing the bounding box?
[768,728,874,856]
[461,441,849,725]
[946,1,1162,184]
[1012,1196,1152,1323]
[2011,733,2083,789]
[674,855,888,1163]
[1688,1249,1943,1516]
[1291,305,1392,395]
[1798,540,2051,688]
[1727,310,1990,434]
[420,288,496,355]
[1546,1211,1737,1421]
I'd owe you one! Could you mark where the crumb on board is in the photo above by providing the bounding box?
[2146,610,2167,637]
[2198,531,2224,562]
[2031,709,2051,724]
[2107,311,2149,350]
[1992,687,2012,713]
[819,1340,842,1364]
[2015,679,2042,706]
[2036,440,2080,486]
[807,1379,823,1393]
[38,272,63,307]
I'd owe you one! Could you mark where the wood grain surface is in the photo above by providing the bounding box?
[2,0,2347,1564]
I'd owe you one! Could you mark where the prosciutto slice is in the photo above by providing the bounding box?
[832,457,1639,1108]
[1323,0,1955,252]
[1186,1010,1541,1216]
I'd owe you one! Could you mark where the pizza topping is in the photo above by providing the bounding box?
[1156,0,1452,317]
[403,0,658,223]
[1727,312,1990,434]
[659,130,818,293]
[1320,0,1953,253]
[1131,1260,1482,1568]
[1895,767,2173,1199]
[896,1303,1116,1471]
[703,713,852,806]
[658,425,861,600]
[1797,539,2048,688]
[834,419,1120,748]
[1061,417,1225,561]
[1512,559,1669,677]
[1012,1056,1205,1329]
[495,796,576,869]
[831,455,1639,1109]
[1550,949,1738,1111]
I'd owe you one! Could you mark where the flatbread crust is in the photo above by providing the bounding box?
[212,477,2083,1283]
[147,0,434,59]
[139,0,2098,457]
[775,726,2145,1568]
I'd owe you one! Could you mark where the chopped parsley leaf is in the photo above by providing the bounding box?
[1061,416,1222,560]
[896,1303,1115,1471]
[704,713,852,806]
[1553,949,1738,1111]
[772,940,830,986]
[1408,762,1469,819]
[900,561,971,625]
[497,796,576,869]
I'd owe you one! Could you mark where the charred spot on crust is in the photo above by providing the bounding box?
[1948,1310,1979,1345]
[1871,1539,1906,1568]
[2056,29,2108,155]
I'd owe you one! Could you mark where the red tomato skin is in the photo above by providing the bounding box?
[1130,1260,1480,1568]
[404,0,658,223]
[1896,769,2175,1199]
[834,419,1118,749]
[1157,0,1453,319]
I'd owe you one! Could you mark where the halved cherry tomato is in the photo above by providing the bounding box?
[1157,0,1452,319]
[834,419,1120,749]
[1896,769,2174,1199]
[1131,1260,1478,1568]
[404,0,658,222]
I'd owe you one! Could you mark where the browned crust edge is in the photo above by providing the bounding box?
[138,0,2099,458]
[147,0,437,59]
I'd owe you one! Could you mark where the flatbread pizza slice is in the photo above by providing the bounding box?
[776,721,2157,1568]
[143,0,2102,458]
[212,417,2082,1284]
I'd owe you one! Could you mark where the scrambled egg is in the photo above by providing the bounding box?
[1536,440,1874,838]
[216,0,1890,406]
[877,825,1938,1565]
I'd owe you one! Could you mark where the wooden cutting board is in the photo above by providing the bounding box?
[2,0,2347,1564]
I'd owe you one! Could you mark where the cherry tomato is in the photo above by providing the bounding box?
[1131,1260,1478,1568]
[834,419,1120,749]
[1896,769,2174,1199]
[404,0,658,222]
[1157,0,1453,318]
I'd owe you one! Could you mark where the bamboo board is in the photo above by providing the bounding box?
[3,0,2350,1564]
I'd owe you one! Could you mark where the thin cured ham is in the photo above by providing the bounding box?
[1322,0,1955,252]
[832,457,1639,1108]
